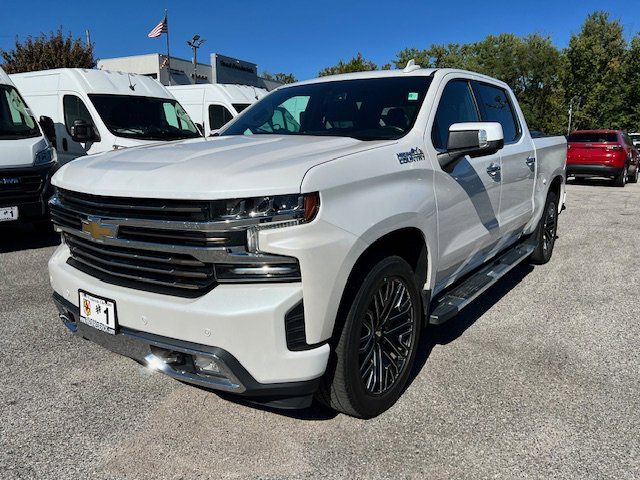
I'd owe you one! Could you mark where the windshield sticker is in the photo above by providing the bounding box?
[408,92,419,101]
[397,148,425,165]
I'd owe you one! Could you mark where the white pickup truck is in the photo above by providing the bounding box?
[49,66,566,418]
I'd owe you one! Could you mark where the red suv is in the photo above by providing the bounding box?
[567,130,639,186]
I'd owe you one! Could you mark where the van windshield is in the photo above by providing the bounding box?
[221,76,433,141]
[0,85,41,140]
[89,94,201,141]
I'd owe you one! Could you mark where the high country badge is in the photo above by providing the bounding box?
[397,148,425,165]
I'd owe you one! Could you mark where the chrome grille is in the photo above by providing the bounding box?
[64,233,216,296]
[56,188,215,222]
[50,189,300,297]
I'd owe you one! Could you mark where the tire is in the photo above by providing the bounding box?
[613,165,628,187]
[530,191,558,265]
[629,166,639,184]
[317,256,422,418]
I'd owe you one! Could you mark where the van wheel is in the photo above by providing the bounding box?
[317,256,422,418]
[530,191,558,265]
[614,166,628,187]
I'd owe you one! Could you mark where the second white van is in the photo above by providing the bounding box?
[11,68,202,164]
[168,83,267,136]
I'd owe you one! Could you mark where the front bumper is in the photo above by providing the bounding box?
[567,164,623,178]
[53,293,321,408]
[49,244,330,407]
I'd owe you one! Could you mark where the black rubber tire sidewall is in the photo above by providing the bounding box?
[321,256,422,418]
[530,191,558,265]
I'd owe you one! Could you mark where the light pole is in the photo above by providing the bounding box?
[567,95,581,135]
[187,34,206,83]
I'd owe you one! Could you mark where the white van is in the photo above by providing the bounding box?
[10,68,202,164]
[168,83,267,136]
[0,67,56,228]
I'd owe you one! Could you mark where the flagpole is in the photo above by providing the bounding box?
[165,9,172,86]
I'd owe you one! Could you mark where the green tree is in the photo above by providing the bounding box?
[564,11,627,130]
[394,34,566,134]
[621,34,640,131]
[0,28,95,73]
[262,71,297,84]
[318,53,378,76]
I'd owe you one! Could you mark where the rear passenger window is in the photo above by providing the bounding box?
[471,82,520,143]
[431,80,479,151]
[208,104,234,130]
[63,95,94,134]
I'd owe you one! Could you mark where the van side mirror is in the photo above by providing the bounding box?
[438,122,504,169]
[195,123,204,136]
[39,115,57,149]
[70,119,96,143]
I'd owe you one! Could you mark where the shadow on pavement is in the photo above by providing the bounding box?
[567,177,617,187]
[0,223,60,253]
[407,261,535,389]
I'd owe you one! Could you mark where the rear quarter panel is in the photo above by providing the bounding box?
[527,136,566,233]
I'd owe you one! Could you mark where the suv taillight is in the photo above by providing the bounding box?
[606,145,623,151]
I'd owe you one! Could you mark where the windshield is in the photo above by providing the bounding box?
[89,94,201,141]
[221,76,433,141]
[0,85,41,140]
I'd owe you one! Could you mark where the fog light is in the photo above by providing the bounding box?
[193,354,221,374]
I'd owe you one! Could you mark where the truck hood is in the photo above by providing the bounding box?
[52,135,391,199]
[0,136,47,169]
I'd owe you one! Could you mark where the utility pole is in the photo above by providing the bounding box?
[187,34,206,83]
[567,95,581,135]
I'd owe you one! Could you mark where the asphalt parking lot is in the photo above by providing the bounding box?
[1,180,639,480]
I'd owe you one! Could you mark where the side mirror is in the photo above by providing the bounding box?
[39,115,57,149]
[439,122,504,169]
[195,123,205,136]
[70,119,96,143]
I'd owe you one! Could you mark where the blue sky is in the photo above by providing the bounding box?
[1,0,638,80]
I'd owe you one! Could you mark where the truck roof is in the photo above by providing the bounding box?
[289,67,511,89]
[10,68,174,99]
[168,83,267,104]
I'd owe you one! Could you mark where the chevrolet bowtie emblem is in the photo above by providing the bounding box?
[82,217,117,242]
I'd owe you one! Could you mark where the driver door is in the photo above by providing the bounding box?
[428,77,503,292]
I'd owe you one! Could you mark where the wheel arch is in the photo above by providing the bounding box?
[328,227,431,345]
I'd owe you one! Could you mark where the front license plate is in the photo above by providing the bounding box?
[0,206,18,222]
[79,290,118,335]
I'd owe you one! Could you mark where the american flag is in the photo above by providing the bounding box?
[148,15,168,38]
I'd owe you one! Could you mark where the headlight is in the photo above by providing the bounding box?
[223,192,319,253]
[221,192,319,222]
[34,146,56,166]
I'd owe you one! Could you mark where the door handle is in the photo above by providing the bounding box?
[526,156,536,167]
[486,163,501,177]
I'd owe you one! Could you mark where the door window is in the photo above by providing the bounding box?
[63,95,94,134]
[209,104,234,130]
[431,80,479,151]
[471,82,520,143]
